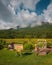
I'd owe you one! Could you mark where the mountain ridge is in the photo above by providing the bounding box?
[0,22,52,38]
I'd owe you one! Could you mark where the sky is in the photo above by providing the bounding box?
[0,0,52,29]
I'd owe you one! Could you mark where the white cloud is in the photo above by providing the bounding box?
[6,0,40,28]
[21,0,40,10]
[7,0,40,15]
[43,3,52,23]
[9,0,40,10]
[12,9,38,27]
[0,20,10,29]
[8,4,15,15]
[0,19,20,29]
[0,0,52,29]
[0,0,41,29]
[0,9,39,29]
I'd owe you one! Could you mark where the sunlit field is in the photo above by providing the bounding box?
[0,38,52,43]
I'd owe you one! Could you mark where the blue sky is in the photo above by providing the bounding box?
[35,0,51,15]
[0,0,52,29]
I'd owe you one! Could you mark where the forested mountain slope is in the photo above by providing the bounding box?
[0,23,52,38]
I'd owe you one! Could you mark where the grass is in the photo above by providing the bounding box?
[0,38,52,44]
[0,49,52,65]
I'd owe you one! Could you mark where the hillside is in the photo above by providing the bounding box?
[0,22,52,38]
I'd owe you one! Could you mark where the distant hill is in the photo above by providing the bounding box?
[0,22,52,38]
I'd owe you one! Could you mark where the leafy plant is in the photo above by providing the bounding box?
[24,43,34,50]
[47,43,52,48]
[37,43,43,48]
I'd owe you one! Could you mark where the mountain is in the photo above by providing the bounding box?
[0,22,52,38]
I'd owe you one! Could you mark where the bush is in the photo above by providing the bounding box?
[24,43,34,50]
[47,43,52,48]
[0,44,4,50]
[0,40,7,50]
[37,43,43,48]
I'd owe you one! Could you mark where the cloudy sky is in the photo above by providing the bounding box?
[0,0,52,29]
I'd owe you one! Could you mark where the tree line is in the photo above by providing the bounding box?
[0,22,52,38]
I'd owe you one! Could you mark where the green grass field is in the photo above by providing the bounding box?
[0,49,52,65]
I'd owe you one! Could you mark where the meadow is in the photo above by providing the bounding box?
[0,38,52,65]
[0,49,52,65]
[0,38,52,44]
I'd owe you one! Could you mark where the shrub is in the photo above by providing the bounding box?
[24,43,34,50]
[0,40,7,50]
[47,43,52,48]
[37,43,44,48]
[0,44,4,50]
